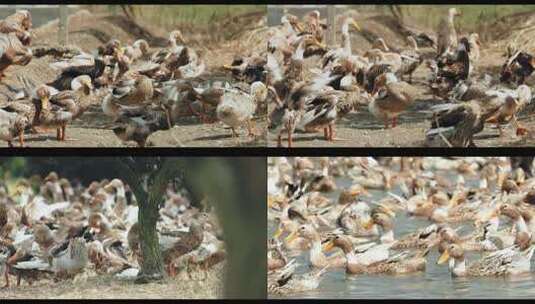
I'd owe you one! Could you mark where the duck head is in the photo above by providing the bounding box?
[168,30,186,48]
[36,85,51,109]
[437,243,464,265]
[251,81,268,103]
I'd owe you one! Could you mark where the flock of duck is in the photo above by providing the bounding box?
[266,8,535,147]
[268,157,535,296]
[0,10,268,147]
[0,171,225,288]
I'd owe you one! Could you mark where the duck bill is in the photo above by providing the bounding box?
[273,226,283,239]
[314,39,327,49]
[295,23,304,33]
[322,240,335,252]
[285,230,298,243]
[363,219,374,230]
[41,97,49,109]
[267,195,274,208]
[351,20,361,32]
[382,205,396,218]
[437,249,450,265]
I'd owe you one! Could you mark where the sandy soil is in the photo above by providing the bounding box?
[267,13,535,147]
[0,264,225,299]
[0,10,268,148]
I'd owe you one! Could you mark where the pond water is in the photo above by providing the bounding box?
[268,162,535,299]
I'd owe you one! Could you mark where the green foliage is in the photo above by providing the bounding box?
[400,5,535,31]
[0,157,27,178]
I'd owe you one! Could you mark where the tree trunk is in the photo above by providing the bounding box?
[136,194,165,283]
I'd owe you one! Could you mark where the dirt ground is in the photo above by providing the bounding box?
[0,10,268,147]
[267,12,535,147]
[0,264,225,299]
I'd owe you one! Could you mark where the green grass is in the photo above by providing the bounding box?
[350,5,535,32]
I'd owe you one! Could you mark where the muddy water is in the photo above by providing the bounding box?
[268,168,535,299]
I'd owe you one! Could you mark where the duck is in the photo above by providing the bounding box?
[285,224,346,269]
[500,50,535,85]
[268,238,288,271]
[33,85,73,141]
[111,108,170,147]
[223,54,266,84]
[296,88,349,142]
[484,85,532,137]
[47,53,108,91]
[0,10,32,46]
[151,30,187,64]
[124,39,150,63]
[160,223,204,277]
[49,76,94,121]
[324,233,431,275]
[268,260,328,296]
[0,107,28,147]
[436,7,461,58]
[398,36,423,84]
[368,72,418,129]
[437,232,535,277]
[105,74,154,106]
[425,100,500,147]
[320,16,361,70]
[216,81,267,139]
[0,32,32,79]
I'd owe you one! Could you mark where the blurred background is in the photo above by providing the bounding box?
[268,5,535,43]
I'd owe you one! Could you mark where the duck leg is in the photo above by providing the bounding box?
[18,130,24,147]
[497,123,503,137]
[16,274,21,287]
[56,128,62,140]
[165,108,173,129]
[287,128,293,148]
[3,267,9,288]
[392,116,398,128]
[247,120,255,137]
[61,125,66,141]
[383,114,390,129]
[323,127,329,140]
[7,140,13,148]
[277,134,282,147]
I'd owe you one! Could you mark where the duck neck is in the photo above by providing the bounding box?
[487,216,500,233]
[380,229,395,244]
[338,19,352,52]
[452,257,466,276]
[448,11,456,25]
[309,236,327,266]
[516,216,529,234]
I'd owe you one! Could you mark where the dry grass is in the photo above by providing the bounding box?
[0,263,226,299]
